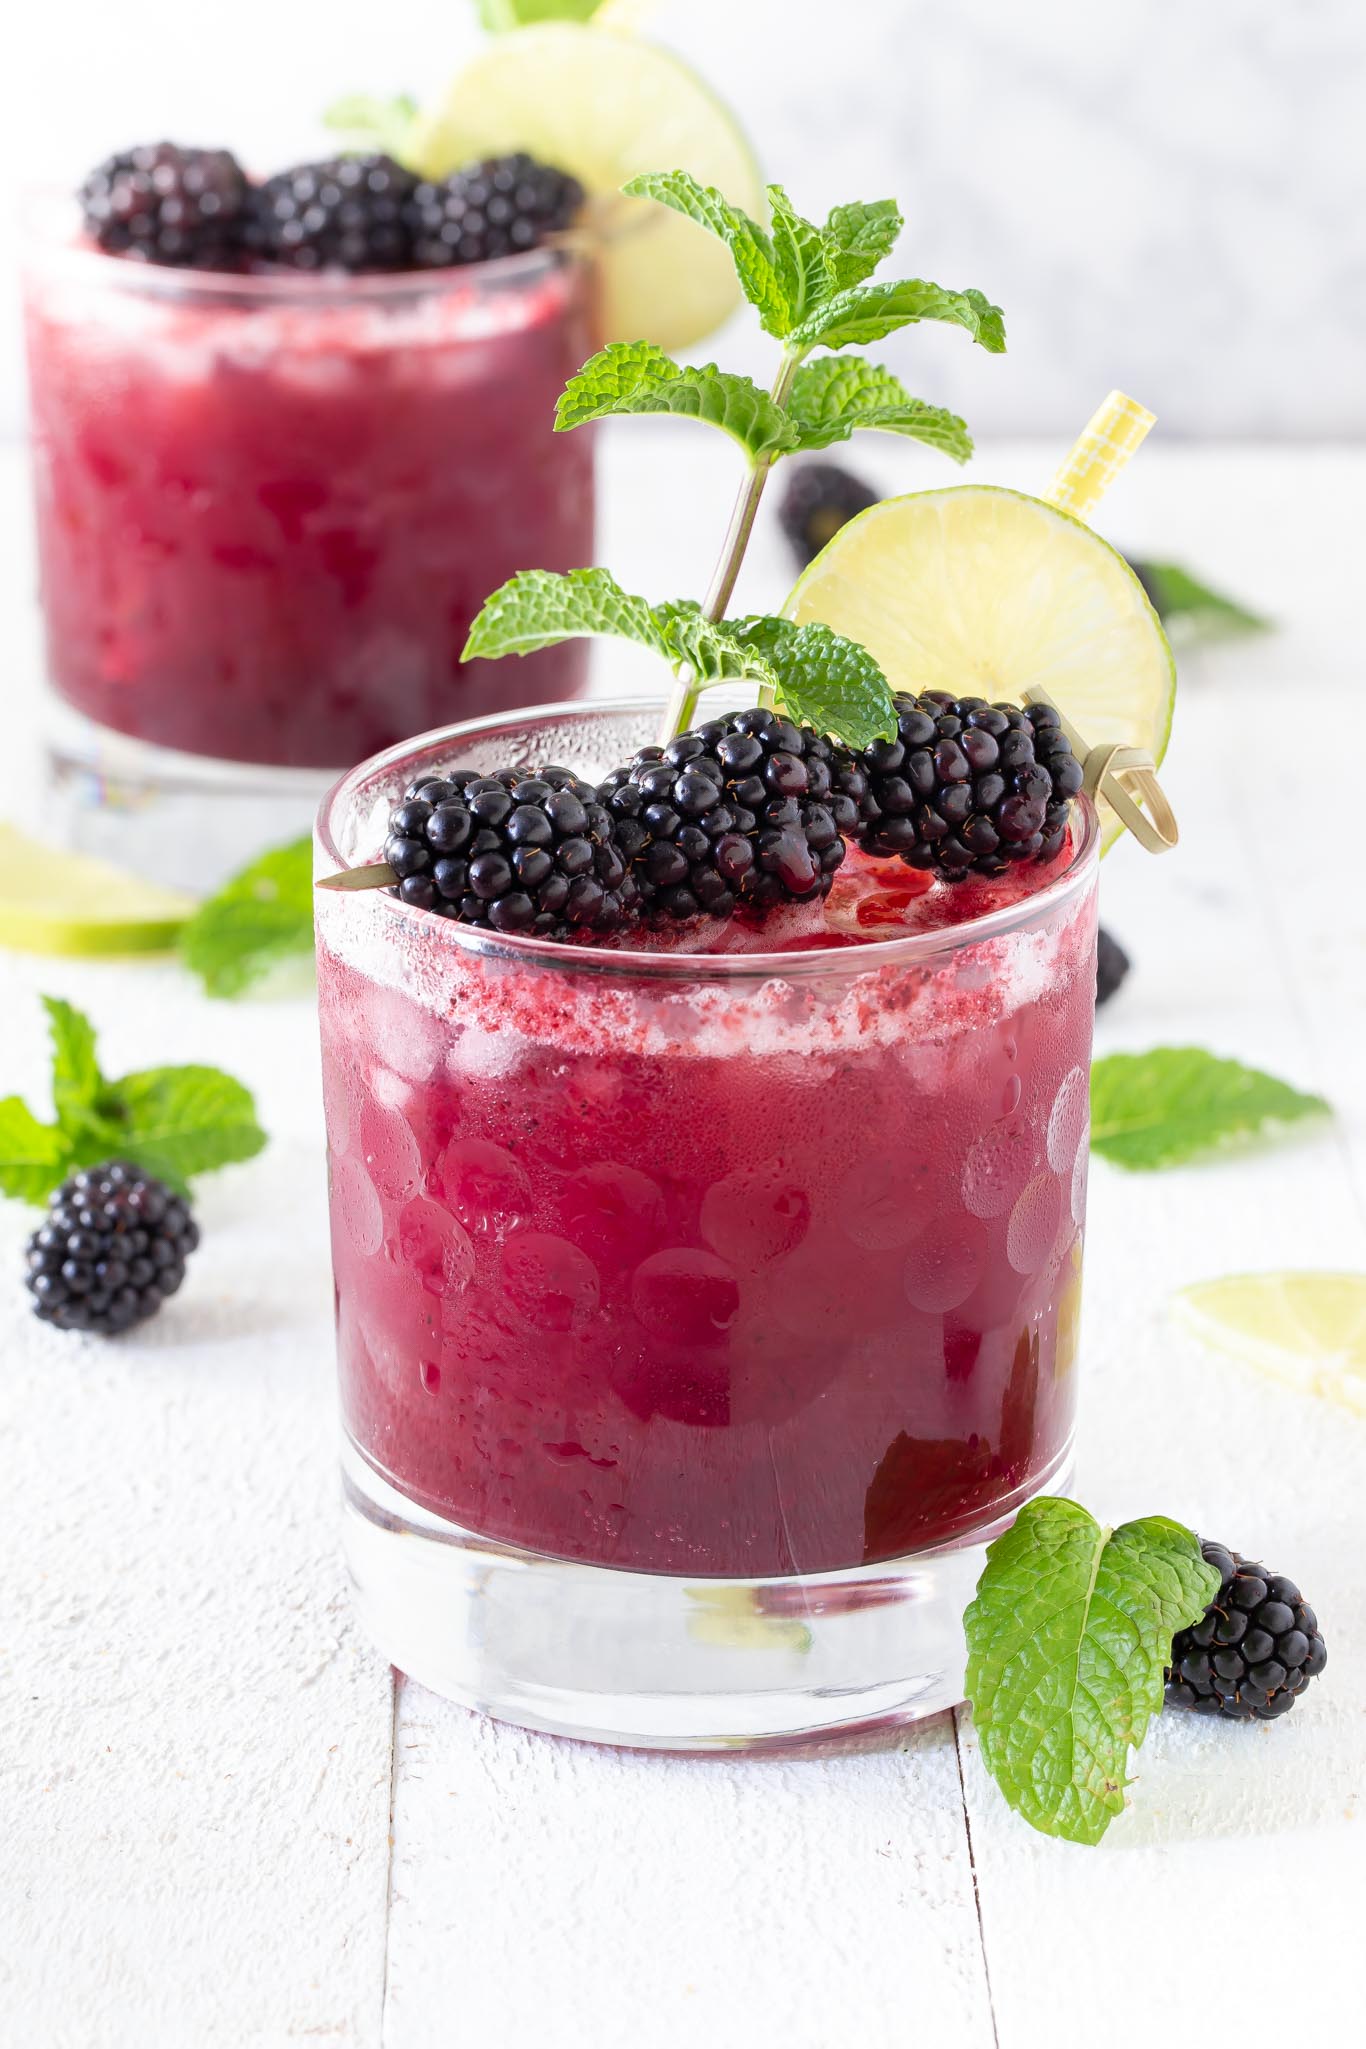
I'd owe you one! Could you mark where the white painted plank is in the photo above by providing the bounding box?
[384,1700,995,2049]
[954,636,1366,2039]
[0,954,394,2046]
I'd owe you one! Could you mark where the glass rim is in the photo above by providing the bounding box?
[315,697,1103,986]
[17,185,583,306]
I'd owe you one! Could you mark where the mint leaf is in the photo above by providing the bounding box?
[1133,559,1270,638]
[464,568,667,663]
[556,343,798,458]
[106,1067,267,1194]
[963,1498,1220,1845]
[787,356,972,460]
[1091,1047,1330,1169]
[42,996,103,1132]
[765,185,834,330]
[321,92,419,161]
[179,838,314,1000]
[651,603,778,688]
[729,616,897,748]
[476,0,606,25]
[622,172,790,337]
[823,199,903,289]
[0,1098,70,1204]
[789,278,1006,354]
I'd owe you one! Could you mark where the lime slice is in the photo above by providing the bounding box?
[1171,1272,1366,1415]
[410,25,763,350]
[785,485,1176,852]
[0,823,194,956]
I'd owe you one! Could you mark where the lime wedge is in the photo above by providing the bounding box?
[410,24,763,350]
[0,823,195,956]
[785,485,1176,852]
[1171,1272,1366,1415]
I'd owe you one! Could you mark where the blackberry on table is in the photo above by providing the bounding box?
[407,154,585,267]
[848,690,1084,880]
[598,706,849,922]
[384,764,635,936]
[249,155,417,272]
[1096,926,1131,1005]
[778,461,880,568]
[1167,1539,1326,1721]
[25,1161,199,1337]
[79,143,251,268]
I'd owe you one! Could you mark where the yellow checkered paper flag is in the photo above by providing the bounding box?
[1046,391,1155,519]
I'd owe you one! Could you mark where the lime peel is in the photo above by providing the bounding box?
[0,824,195,958]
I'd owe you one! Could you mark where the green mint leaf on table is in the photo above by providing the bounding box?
[730,617,897,749]
[0,1098,70,1205]
[1133,559,1270,637]
[104,1067,267,1195]
[787,356,972,460]
[179,837,315,999]
[963,1499,1220,1845]
[1091,1048,1330,1169]
[788,278,1005,354]
[822,199,903,289]
[0,997,267,1205]
[556,343,798,459]
[622,172,793,338]
[321,93,419,161]
[42,995,103,1132]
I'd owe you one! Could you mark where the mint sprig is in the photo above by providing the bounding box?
[963,1498,1220,1845]
[179,837,315,999]
[1133,559,1271,639]
[476,0,607,28]
[468,165,1003,747]
[321,93,420,163]
[0,997,267,1204]
[1091,1047,1330,1169]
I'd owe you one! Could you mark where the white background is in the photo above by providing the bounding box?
[2,0,1364,438]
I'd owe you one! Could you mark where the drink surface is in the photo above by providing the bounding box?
[23,245,594,768]
[318,840,1097,1577]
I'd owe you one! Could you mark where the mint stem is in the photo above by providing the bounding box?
[657,346,803,740]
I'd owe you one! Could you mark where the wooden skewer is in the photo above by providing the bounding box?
[1022,687,1178,855]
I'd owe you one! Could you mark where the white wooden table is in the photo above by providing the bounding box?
[2,430,1363,2048]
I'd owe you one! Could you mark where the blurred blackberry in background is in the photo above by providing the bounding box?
[599,707,848,921]
[407,154,585,267]
[25,1162,198,1335]
[249,155,417,271]
[1095,927,1131,1005]
[778,461,881,567]
[384,765,634,936]
[1167,1540,1326,1720]
[80,143,251,268]
[850,691,1083,879]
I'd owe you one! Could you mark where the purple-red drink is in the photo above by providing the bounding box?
[317,711,1099,1580]
[23,230,594,768]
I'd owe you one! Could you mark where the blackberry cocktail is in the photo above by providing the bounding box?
[23,147,594,776]
[314,162,1174,1746]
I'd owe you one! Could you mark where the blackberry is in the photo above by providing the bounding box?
[79,143,251,268]
[598,706,850,922]
[1096,926,1131,1005]
[778,461,880,568]
[849,690,1084,879]
[1167,1540,1326,1721]
[384,764,634,936]
[406,154,585,268]
[249,155,417,272]
[25,1161,198,1336]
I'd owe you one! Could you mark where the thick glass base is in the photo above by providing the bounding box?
[342,1438,1074,1751]
[43,704,332,894]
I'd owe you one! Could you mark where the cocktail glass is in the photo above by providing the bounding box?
[316,700,1100,1748]
[22,202,595,885]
